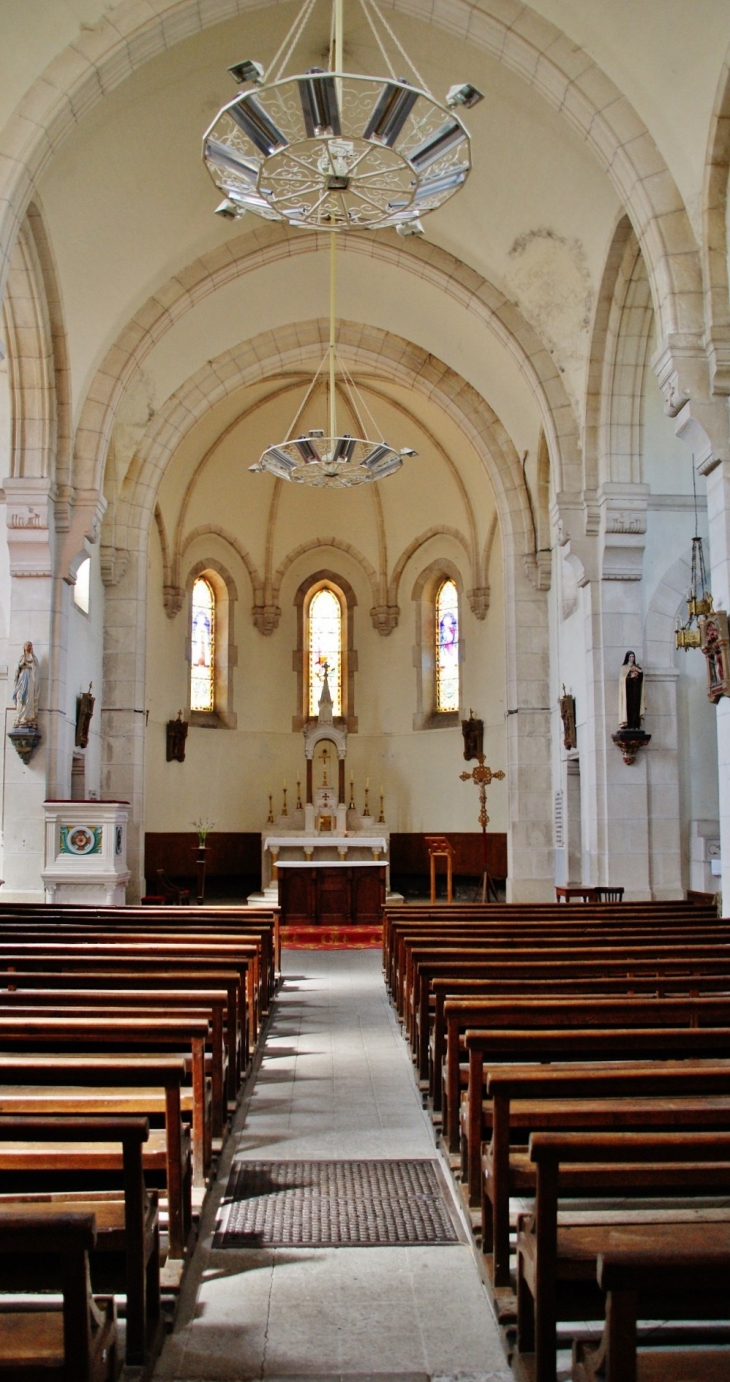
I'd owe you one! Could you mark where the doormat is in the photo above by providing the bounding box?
[280,924,382,949]
[213,1158,464,1247]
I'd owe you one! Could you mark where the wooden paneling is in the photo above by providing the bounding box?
[144,832,262,890]
[390,832,507,880]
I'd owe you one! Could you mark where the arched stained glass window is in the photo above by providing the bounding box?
[435,578,459,712]
[191,577,215,712]
[309,587,342,717]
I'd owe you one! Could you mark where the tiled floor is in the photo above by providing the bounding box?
[154,948,513,1382]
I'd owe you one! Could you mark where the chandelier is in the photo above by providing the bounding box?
[203,0,482,233]
[676,464,713,650]
[249,239,416,487]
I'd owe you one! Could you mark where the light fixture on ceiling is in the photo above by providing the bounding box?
[676,461,713,650]
[249,239,417,487]
[203,0,482,233]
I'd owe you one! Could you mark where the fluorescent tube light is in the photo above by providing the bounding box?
[363,83,419,146]
[229,96,288,155]
[407,120,465,172]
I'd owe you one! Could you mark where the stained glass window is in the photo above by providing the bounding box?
[309,587,342,717]
[435,578,459,713]
[191,577,215,712]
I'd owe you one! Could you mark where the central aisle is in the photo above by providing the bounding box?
[156,948,512,1381]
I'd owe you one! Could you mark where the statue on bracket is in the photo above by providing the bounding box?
[8,641,41,764]
[166,709,189,762]
[12,642,40,727]
[612,650,650,765]
[700,612,730,703]
[559,686,577,750]
[75,683,95,749]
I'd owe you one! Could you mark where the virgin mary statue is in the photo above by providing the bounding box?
[12,642,40,727]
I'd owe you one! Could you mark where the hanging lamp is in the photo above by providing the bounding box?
[203,0,482,233]
[249,237,416,487]
[675,461,713,650]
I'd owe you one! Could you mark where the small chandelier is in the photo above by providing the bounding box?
[250,240,416,488]
[676,463,713,650]
[203,0,482,233]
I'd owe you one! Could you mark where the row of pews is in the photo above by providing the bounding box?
[0,901,278,1380]
[384,898,730,1382]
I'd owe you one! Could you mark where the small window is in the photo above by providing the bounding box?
[308,586,342,716]
[435,577,459,713]
[191,576,215,712]
[74,557,90,614]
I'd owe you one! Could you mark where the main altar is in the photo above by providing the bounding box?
[247,667,402,919]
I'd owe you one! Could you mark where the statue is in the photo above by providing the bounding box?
[75,682,95,749]
[461,709,484,762]
[700,612,730,703]
[618,651,644,730]
[559,686,577,750]
[12,642,40,728]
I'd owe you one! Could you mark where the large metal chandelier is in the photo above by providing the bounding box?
[250,239,416,487]
[203,0,482,233]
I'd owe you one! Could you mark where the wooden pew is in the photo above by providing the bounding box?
[463,1026,730,1206]
[0,963,246,1084]
[482,1061,730,1287]
[0,1015,210,1186]
[0,1208,117,1382]
[0,1114,152,1365]
[516,1130,730,1382]
[0,990,229,1136]
[445,994,730,1156]
[573,1239,730,1381]
[427,961,730,1103]
[0,1055,190,1258]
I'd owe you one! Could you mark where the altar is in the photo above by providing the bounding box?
[247,665,402,918]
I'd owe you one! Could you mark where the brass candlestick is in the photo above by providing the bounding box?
[378,790,385,824]
[364,786,370,816]
[295,777,302,810]
[266,793,274,825]
[348,773,355,809]
[282,785,288,817]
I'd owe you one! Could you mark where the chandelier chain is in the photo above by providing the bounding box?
[364,0,432,95]
[358,0,398,81]
[282,355,330,442]
[270,0,319,81]
[337,351,383,439]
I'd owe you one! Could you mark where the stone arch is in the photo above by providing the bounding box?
[0,0,703,361]
[703,40,730,394]
[390,527,473,609]
[76,228,579,506]
[292,568,359,734]
[275,539,379,614]
[584,218,654,491]
[2,207,62,481]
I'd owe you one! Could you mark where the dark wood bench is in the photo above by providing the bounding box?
[573,1237,730,1381]
[0,1055,190,1258]
[516,1130,730,1382]
[482,1061,730,1287]
[0,1014,210,1186]
[0,1114,153,1366]
[0,1207,117,1382]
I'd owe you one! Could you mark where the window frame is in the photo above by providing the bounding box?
[185,560,238,729]
[412,559,464,730]
[292,570,358,733]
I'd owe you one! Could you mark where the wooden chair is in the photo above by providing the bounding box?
[594,886,625,902]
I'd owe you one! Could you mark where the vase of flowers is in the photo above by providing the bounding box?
[191,818,215,903]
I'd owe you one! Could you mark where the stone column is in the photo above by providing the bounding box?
[100,540,146,901]
[704,460,730,904]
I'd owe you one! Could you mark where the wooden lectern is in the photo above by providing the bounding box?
[425,835,455,904]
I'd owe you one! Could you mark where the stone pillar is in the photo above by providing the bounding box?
[503,546,552,901]
[101,542,146,901]
[644,667,683,899]
[704,460,730,905]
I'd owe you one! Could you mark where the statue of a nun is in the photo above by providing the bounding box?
[618,650,644,730]
[12,642,40,727]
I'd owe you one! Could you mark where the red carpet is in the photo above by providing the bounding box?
[280,924,383,949]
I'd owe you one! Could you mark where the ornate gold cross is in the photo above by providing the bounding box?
[459,752,505,830]
[320,745,330,786]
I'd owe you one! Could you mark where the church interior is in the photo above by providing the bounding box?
[1,2,730,1380]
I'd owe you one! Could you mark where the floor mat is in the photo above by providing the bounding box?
[214,1158,464,1247]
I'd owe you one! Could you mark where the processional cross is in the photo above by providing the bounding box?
[459,752,505,900]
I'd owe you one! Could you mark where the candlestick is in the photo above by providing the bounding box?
[348,772,355,810]
[282,785,288,817]
[364,785,370,816]
[378,789,385,824]
[267,792,274,825]
[295,776,302,810]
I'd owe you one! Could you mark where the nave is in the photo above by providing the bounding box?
[155,948,511,1382]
